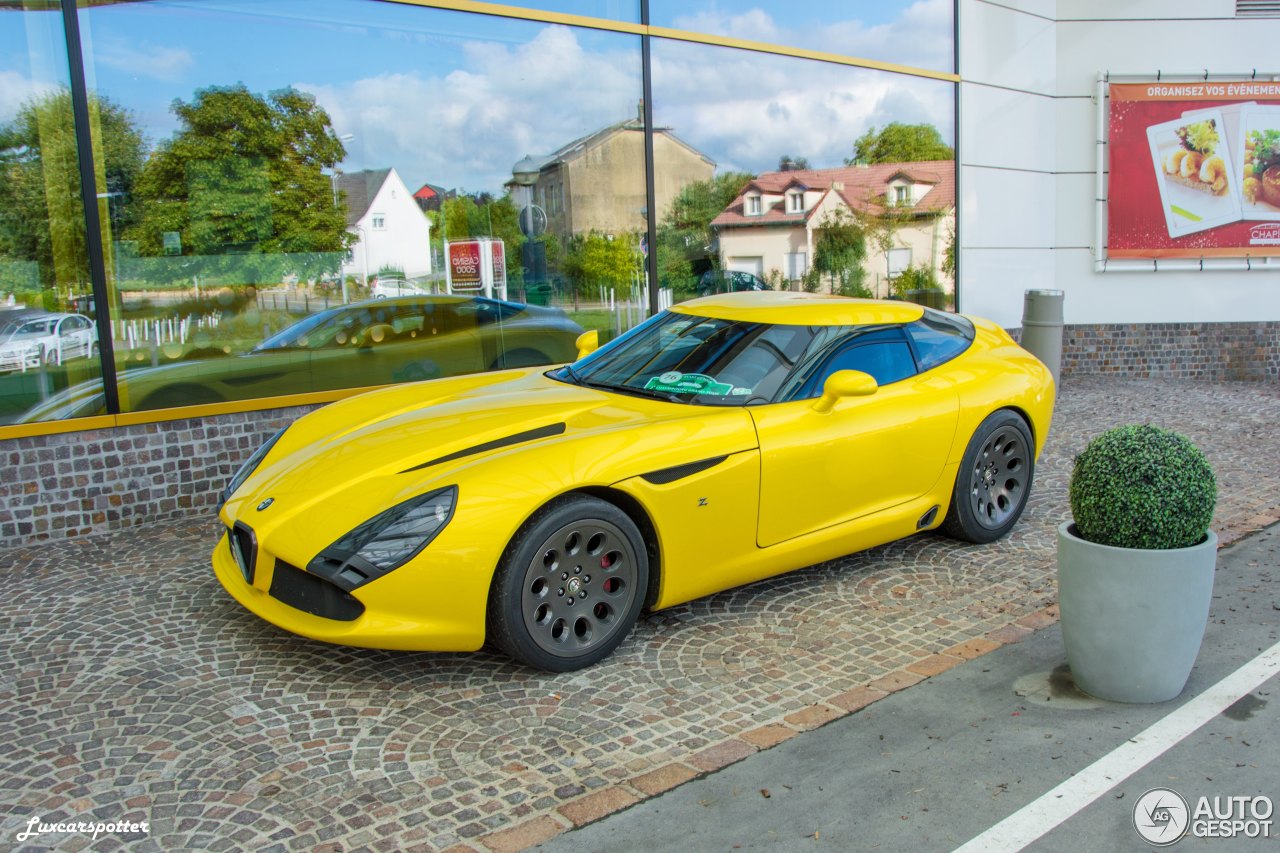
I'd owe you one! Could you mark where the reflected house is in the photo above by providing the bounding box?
[412,182,446,212]
[521,105,715,239]
[711,161,955,294]
[336,168,433,280]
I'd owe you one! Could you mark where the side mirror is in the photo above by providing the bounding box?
[575,330,599,360]
[811,369,877,413]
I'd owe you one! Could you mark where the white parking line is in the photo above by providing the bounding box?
[952,639,1280,853]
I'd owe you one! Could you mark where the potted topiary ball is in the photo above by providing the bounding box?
[1058,424,1218,703]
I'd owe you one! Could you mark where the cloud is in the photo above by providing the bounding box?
[669,0,954,76]
[94,40,195,81]
[0,71,59,124]
[293,12,952,193]
[651,42,953,175]
[299,26,642,192]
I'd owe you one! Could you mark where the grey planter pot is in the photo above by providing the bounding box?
[1057,521,1217,703]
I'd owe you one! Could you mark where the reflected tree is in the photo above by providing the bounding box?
[128,85,351,285]
[0,90,145,298]
[847,122,954,165]
[811,208,869,297]
[655,170,753,295]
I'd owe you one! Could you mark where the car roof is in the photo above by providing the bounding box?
[671,291,926,326]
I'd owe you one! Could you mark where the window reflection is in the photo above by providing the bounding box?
[59,0,648,417]
[0,2,104,425]
[649,0,956,74]
[650,39,955,308]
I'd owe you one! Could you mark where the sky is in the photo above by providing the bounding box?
[0,0,955,198]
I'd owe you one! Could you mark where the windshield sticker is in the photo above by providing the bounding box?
[644,372,734,396]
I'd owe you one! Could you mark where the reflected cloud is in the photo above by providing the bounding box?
[95,40,196,80]
[0,71,59,123]
[668,0,953,74]
[299,26,641,191]
[653,44,953,176]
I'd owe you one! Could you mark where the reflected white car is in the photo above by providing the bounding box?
[0,312,98,372]
[371,278,429,299]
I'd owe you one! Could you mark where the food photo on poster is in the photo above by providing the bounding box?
[1107,80,1280,259]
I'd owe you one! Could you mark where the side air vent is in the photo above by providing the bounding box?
[917,505,940,530]
[641,455,728,485]
[401,422,567,473]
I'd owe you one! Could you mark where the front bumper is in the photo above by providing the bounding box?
[0,346,39,372]
[212,528,487,652]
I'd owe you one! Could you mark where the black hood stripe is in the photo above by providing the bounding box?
[640,455,728,485]
[401,422,567,473]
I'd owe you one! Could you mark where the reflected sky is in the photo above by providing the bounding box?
[1,0,953,195]
[650,0,954,73]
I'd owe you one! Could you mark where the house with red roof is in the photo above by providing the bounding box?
[711,160,955,296]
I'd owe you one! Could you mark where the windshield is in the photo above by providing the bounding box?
[2,318,54,339]
[555,310,828,406]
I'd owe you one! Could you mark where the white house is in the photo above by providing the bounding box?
[335,168,432,282]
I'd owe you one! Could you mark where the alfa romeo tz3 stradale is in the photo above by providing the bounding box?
[214,292,1055,671]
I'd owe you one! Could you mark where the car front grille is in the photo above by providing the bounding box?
[229,523,257,584]
[269,560,365,622]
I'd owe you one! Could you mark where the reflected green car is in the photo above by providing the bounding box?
[20,295,583,420]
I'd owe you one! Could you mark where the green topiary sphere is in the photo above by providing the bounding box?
[1069,424,1216,550]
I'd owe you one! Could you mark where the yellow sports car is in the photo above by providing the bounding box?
[214,292,1054,671]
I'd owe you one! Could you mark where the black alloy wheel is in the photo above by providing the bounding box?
[940,409,1035,544]
[489,495,648,671]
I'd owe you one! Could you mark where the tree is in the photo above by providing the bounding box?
[128,84,351,285]
[811,208,870,297]
[0,90,145,296]
[655,170,753,295]
[847,122,954,165]
[434,193,526,284]
[777,154,810,172]
[562,231,641,300]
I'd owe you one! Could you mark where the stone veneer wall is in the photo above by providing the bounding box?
[2,320,1277,548]
[1,405,315,544]
[1060,322,1280,382]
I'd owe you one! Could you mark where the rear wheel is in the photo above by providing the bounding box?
[940,410,1035,544]
[488,495,648,671]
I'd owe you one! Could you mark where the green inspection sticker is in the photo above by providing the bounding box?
[644,371,734,396]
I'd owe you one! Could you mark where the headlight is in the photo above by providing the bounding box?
[307,487,457,590]
[218,427,287,512]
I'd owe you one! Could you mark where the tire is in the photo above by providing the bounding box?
[488,495,649,671]
[940,409,1035,544]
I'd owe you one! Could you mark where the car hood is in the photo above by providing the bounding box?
[224,367,759,521]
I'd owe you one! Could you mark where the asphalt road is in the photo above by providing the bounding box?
[540,524,1280,852]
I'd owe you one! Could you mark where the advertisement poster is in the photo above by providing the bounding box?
[1108,81,1280,258]
[490,239,506,291]
[446,240,483,286]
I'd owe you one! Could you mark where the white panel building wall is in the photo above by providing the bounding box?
[959,0,1280,329]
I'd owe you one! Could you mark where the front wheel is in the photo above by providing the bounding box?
[488,495,648,671]
[940,410,1035,544]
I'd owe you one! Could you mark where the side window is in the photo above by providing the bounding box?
[792,328,917,398]
[907,309,975,372]
[822,341,915,387]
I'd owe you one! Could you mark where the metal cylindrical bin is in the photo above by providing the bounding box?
[1021,289,1064,387]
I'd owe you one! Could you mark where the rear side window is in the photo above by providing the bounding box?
[907,309,974,372]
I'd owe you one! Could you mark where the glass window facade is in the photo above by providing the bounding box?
[0,0,955,428]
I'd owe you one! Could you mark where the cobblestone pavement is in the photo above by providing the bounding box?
[2,378,1279,853]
